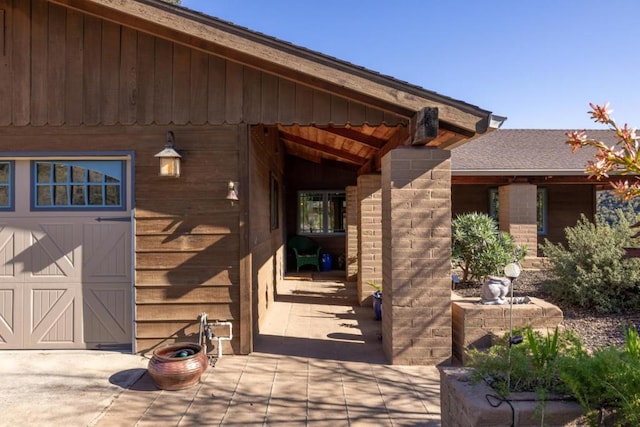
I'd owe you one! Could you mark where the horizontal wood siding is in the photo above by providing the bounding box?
[133,125,243,353]
[0,0,401,127]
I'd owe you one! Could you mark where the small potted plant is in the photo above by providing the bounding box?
[367,281,382,320]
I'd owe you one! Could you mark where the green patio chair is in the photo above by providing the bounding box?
[288,235,321,272]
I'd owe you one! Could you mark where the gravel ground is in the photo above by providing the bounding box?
[453,270,640,352]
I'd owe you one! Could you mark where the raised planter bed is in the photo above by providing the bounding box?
[440,367,585,426]
[452,293,563,364]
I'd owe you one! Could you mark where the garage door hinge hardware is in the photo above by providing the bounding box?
[95,217,131,222]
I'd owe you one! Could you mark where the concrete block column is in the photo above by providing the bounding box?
[381,147,452,365]
[357,174,382,305]
[498,184,537,254]
[346,185,358,282]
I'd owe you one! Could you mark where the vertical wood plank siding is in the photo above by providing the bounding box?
[0,0,399,127]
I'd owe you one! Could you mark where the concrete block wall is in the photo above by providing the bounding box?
[346,185,358,282]
[381,147,452,365]
[499,184,538,253]
[357,174,382,305]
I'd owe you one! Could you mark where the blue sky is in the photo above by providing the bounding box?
[181,0,640,130]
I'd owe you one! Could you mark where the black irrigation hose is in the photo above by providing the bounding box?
[485,393,578,427]
[486,394,516,427]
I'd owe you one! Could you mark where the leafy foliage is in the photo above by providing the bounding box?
[596,190,640,226]
[468,326,640,426]
[451,212,526,283]
[558,326,640,426]
[540,214,640,313]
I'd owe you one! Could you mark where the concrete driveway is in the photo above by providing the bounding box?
[0,350,148,426]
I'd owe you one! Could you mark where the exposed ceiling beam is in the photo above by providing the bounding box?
[316,126,386,149]
[279,130,367,166]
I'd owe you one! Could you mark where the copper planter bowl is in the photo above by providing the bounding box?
[148,343,208,390]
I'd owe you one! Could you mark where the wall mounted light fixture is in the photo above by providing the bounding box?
[154,131,182,177]
[226,181,239,201]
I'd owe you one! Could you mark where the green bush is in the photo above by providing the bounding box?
[540,214,640,313]
[468,326,640,426]
[452,212,526,283]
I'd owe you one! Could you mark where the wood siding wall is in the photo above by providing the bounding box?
[134,125,244,354]
[249,126,285,332]
[0,0,401,128]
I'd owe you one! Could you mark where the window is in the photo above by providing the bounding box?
[298,190,346,235]
[32,160,125,210]
[0,161,14,211]
[270,174,279,230]
[488,187,547,235]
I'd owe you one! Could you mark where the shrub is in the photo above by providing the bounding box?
[452,212,526,283]
[540,214,640,313]
[468,326,640,427]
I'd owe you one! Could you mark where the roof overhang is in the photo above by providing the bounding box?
[46,0,500,173]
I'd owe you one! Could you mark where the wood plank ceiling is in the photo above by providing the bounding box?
[276,123,470,174]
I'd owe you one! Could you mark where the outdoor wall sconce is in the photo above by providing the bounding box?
[154,131,182,177]
[226,181,239,201]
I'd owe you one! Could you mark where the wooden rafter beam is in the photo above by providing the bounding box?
[316,126,386,149]
[279,130,367,166]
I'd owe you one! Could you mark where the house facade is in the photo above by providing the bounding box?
[0,0,500,364]
[451,129,612,261]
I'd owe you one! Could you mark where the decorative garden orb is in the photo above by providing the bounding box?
[480,276,511,305]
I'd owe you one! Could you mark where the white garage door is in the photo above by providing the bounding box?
[0,159,132,350]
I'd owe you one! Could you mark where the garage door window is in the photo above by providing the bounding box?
[32,160,125,210]
[0,161,13,211]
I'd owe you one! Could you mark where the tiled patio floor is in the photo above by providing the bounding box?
[97,272,442,426]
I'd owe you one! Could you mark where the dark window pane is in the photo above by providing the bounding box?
[327,192,346,233]
[299,193,324,233]
[105,175,119,183]
[71,185,86,205]
[0,163,8,183]
[71,166,86,183]
[105,185,120,206]
[37,163,51,183]
[54,164,68,183]
[89,170,103,183]
[0,187,8,207]
[37,186,51,205]
[54,185,68,205]
[88,185,103,205]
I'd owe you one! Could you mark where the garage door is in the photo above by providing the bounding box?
[0,159,132,350]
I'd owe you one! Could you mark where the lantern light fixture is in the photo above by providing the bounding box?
[155,131,181,177]
[226,181,239,201]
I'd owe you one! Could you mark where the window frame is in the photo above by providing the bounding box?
[270,173,279,230]
[30,160,127,211]
[0,161,15,211]
[488,187,548,235]
[297,190,346,236]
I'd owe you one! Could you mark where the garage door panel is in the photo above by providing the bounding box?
[0,225,19,281]
[83,222,131,283]
[83,284,132,346]
[27,223,80,282]
[26,285,82,348]
[0,287,22,347]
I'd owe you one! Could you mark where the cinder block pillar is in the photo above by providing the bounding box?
[382,147,452,365]
[346,186,359,282]
[357,174,382,305]
[498,184,537,254]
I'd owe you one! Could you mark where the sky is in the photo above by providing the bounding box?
[180,0,640,130]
